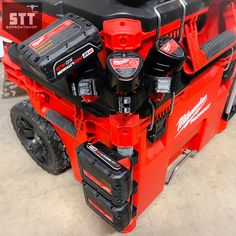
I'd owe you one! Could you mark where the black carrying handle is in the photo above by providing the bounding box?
[200,30,236,59]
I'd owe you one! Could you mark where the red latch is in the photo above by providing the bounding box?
[103,18,143,51]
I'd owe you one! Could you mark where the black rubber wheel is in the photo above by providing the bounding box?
[10,100,70,175]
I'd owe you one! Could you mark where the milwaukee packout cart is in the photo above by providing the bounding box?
[0,0,236,232]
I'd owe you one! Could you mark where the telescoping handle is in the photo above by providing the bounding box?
[200,30,235,60]
[184,29,236,74]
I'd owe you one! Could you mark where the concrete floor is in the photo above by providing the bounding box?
[0,63,236,236]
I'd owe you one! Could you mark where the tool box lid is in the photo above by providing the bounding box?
[22,0,210,32]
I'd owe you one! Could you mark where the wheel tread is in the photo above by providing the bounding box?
[10,100,71,175]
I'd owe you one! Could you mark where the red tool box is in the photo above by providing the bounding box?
[0,0,236,232]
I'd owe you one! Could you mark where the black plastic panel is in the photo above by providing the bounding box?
[46,110,77,137]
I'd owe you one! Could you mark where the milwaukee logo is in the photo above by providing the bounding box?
[176,95,211,137]
[31,36,45,47]
[112,59,130,66]
[160,39,179,54]
[162,44,171,52]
